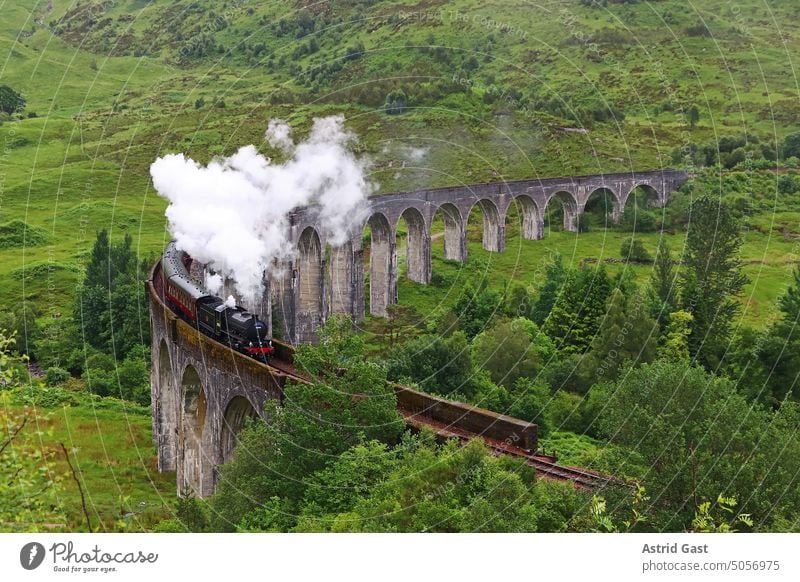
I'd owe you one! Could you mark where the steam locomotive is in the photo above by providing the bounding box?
[161,242,274,361]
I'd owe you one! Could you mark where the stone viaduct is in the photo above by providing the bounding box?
[149,263,296,497]
[275,169,688,343]
[149,261,537,497]
[149,169,686,497]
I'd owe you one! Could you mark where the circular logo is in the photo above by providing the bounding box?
[20,542,46,570]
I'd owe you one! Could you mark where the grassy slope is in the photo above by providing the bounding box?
[2,394,174,531]
[1,1,799,527]
[1,0,798,318]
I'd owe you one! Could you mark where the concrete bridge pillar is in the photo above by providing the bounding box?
[439,203,467,262]
[366,214,397,317]
[295,228,325,343]
[564,206,579,232]
[268,264,296,343]
[152,336,178,472]
[406,230,431,284]
[352,244,365,321]
[611,204,623,224]
[401,208,431,285]
[515,195,544,241]
[328,241,359,318]
[476,199,505,252]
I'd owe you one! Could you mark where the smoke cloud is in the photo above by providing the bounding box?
[150,116,372,303]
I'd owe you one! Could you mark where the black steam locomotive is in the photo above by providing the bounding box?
[161,242,274,361]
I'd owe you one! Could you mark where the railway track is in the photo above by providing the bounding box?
[399,407,616,490]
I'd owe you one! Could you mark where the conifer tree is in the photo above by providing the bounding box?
[531,253,567,325]
[658,310,693,362]
[581,288,658,382]
[648,238,677,326]
[74,230,147,359]
[679,196,747,369]
[544,265,611,353]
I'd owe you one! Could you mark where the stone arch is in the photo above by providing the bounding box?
[467,199,504,252]
[625,183,662,208]
[545,191,579,232]
[363,213,395,317]
[181,364,207,496]
[156,339,177,471]
[620,184,662,232]
[584,187,622,226]
[220,395,258,465]
[328,239,354,317]
[507,194,543,241]
[297,227,324,342]
[432,202,466,262]
[397,207,431,284]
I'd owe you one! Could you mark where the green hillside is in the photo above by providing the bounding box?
[2,0,800,532]
[2,0,799,318]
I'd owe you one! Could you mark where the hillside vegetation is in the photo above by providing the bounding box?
[2,0,800,532]
[1,0,799,318]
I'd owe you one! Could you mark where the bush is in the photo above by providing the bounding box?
[778,174,798,195]
[344,41,365,61]
[685,23,711,37]
[619,208,657,232]
[45,367,70,386]
[0,85,25,114]
[782,132,800,160]
[620,238,652,263]
[11,384,81,408]
[116,346,151,405]
[384,89,407,114]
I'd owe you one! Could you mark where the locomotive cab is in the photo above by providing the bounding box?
[221,308,274,362]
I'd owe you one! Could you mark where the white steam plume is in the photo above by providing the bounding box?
[150,116,372,303]
[204,272,223,295]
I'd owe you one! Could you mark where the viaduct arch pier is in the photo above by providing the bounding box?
[277,169,688,342]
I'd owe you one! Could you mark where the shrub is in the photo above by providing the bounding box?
[384,89,407,114]
[782,132,800,160]
[685,23,711,38]
[45,367,70,386]
[778,174,798,194]
[620,238,652,263]
[619,208,657,232]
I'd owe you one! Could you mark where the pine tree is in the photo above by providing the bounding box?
[453,282,502,339]
[777,265,800,321]
[531,253,567,325]
[74,230,147,359]
[84,229,111,290]
[648,238,678,325]
[658,310,693,362]
[581,288,658,382]
[756,265,800,404]
[544,265,612,353]
[679,196,747,369]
